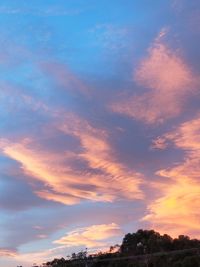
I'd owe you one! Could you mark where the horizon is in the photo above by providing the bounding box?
[0,1,200,266]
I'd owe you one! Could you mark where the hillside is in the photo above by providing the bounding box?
[45,229,200,267]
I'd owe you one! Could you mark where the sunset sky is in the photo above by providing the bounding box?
[1,1,200,266]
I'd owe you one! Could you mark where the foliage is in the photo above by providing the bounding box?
[45,229,200,267]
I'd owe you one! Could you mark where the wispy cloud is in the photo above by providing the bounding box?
[111,30,197,124]
[144,114,200,237]
[54,223,121,248]
[12,246,69,267]
[0,5,83,16]
[0,111,143,205]
[0,248,17,257]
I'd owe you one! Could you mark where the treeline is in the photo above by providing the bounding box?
[46,229,200,267]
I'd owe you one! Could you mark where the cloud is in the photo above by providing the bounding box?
[7,246,68,267]
[143,178,200,237]
[54,223,121,248]
[111,32,197,124]
[0,248,17,257]
[144,114,200,237]
[151,136,168,150]
[0,82,50,119]
[0,113,143,205]
[41,62,90,96]
[0,5,83,16]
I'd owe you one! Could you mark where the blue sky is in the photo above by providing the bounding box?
[1,1,200,266]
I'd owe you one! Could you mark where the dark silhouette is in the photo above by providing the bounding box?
[45,229,200,267]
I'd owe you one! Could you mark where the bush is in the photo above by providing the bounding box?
[182,256,200,267]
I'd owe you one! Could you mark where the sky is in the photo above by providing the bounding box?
[0,0,200,266]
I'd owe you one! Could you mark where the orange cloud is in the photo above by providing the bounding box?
[0,249,17,257]
[111,32,197,124]
[54,223,121,248]
[58,114,143,199]
[144,115,200,237]
[143,177,200,237]
[0,114,143,205]
[9,224,120,266]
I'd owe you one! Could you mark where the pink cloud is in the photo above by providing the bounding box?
[151,136,168,150]
[111,33,198,124]
[0,249,17,257]
[0,113,143,205]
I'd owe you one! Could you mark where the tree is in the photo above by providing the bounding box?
[182,255,200,267]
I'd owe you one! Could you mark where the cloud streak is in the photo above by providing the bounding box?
[54,223,121,248]
[0,112,143,205]
[0,249,17,257]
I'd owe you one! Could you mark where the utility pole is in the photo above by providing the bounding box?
[85,247,88,267]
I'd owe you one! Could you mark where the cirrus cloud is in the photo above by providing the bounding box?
[54,223,121,248]
[0,112,143,205]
